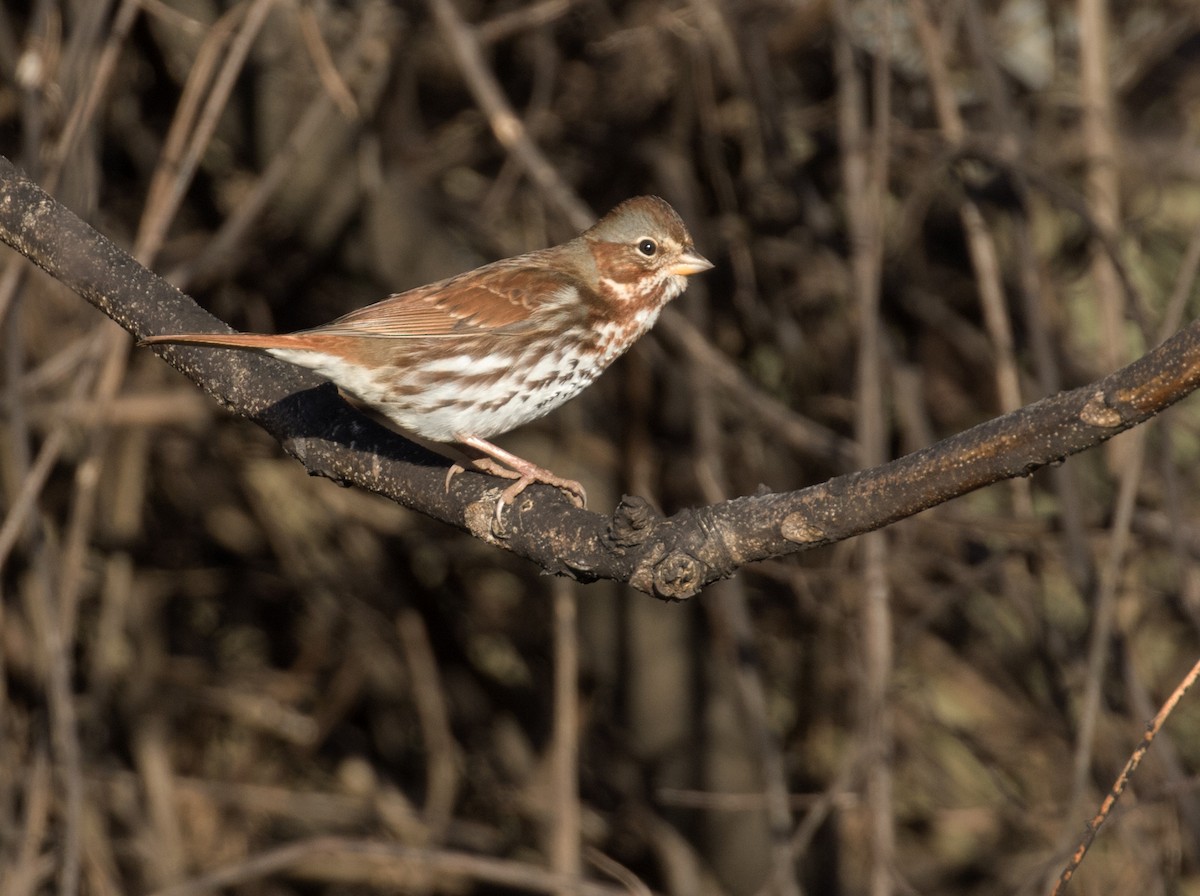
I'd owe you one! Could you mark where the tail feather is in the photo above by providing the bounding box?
[139,332,299,351]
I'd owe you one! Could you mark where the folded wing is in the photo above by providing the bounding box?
[312,254,584,339]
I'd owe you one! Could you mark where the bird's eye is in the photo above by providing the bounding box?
[637,238,658,257]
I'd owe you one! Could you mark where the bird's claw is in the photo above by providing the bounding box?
[492,476,586,523]
[444,463,466,492]
[445,455,586,521]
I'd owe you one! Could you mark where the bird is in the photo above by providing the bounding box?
[141,196,713,517]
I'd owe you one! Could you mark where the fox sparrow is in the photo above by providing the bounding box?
[141,196,712,515]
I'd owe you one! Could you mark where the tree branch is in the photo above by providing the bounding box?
[4,155,1200,598]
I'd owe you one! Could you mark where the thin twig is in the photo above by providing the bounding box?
[836,3,895,894]
[1051,656,1200,896]
[170,1,395,289]
[425,0,592,230]
[147,835,649,896]
[687,248,800,894]
[550,577,582,892]
[909,0,1032,517]
[136,0,277,262]
[297,3,359,118]
[396,608,462,841]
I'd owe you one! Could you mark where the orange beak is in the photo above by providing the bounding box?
[671,249,714,277]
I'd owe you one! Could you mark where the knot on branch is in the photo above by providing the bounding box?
[624,505,738,600]
[652,551,704,601]
[1080,390,1123,428]
[608,495,662,549]
[781,511,828,544]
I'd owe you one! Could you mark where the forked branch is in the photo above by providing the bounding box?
[4,155,1200,598]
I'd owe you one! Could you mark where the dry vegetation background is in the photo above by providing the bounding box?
[4,0,1200,894]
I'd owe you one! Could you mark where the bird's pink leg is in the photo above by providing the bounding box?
[454,434,587,517]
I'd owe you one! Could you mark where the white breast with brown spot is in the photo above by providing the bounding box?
[264,269,688,443]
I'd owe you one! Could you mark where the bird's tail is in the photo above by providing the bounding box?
[138,332,302,351]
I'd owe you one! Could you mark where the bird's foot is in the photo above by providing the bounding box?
[452,435,587,521]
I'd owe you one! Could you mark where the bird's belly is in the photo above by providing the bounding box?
[267,343,600,443]
[397,345,600,440]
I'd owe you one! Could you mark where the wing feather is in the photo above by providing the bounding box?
[309,251,587,338]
